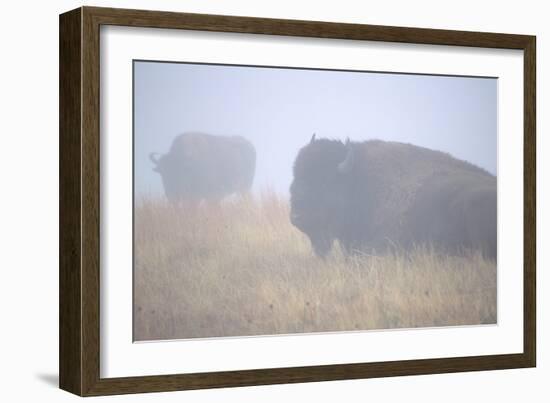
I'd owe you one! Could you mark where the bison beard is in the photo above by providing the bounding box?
[290,135,497,259]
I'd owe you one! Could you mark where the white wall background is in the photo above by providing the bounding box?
[0,0,545,401]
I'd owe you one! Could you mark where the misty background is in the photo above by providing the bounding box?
[134,61,497,198]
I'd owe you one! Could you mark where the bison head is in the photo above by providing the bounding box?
[290,135,355,257]
[149,151,185,202]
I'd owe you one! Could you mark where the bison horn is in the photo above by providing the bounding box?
[310,133,316,144]
[337,139,354,174]
[149,152,160,165]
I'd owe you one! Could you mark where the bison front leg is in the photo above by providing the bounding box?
[308,234,334,258]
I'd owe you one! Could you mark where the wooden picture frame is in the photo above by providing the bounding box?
[59,6,536,396]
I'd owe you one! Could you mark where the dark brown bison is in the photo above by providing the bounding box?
[150,132,256,202]
[290,135,496,259]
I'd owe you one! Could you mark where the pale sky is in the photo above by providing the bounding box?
[134,61,497,197]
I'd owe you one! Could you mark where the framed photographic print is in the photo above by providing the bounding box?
[59,6,536,396]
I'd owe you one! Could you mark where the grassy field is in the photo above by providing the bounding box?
[134,193,497,341]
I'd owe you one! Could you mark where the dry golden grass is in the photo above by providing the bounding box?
[134,192,496,341]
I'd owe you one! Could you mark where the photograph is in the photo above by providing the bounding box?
[133,60,498,342]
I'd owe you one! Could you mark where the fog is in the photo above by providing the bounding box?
[134,61,496,197]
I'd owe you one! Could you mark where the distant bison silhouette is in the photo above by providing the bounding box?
[150,132,256,202]
[290,135,496,259]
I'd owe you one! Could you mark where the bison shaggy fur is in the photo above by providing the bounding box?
[290,136,496,259]
[150,132,256,202]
